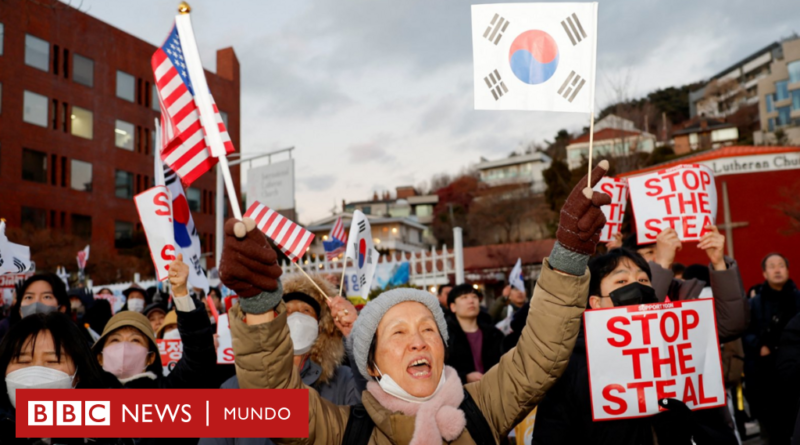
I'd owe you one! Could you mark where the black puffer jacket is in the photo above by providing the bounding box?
[445,317,505,383]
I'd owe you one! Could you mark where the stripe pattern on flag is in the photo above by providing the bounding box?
[244,201,315,262]
[323,216,348,260]
[152,24,235,186]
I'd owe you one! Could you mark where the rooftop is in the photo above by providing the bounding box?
[475,152,552,171]
[617,145,800,177]
[569,128,647,145]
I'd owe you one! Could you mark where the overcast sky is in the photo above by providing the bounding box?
[73,0,800,223]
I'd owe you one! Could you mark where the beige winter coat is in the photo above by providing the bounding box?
[230,258,589,444]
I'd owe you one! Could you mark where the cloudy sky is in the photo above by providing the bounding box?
[75,0,799,223]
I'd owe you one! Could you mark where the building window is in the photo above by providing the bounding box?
[187,187,201,211]
[116,70,135,102]
[776,80,789,102]
[777,106,791,127]
[70,159,92,192]
[766,94,774,112]
[70,106,93,139]
[23,90,48,127]
[768,118,775,132]
[115,170,134,199]
[21,207,47,229]
[25,34,49,71]
[792,90,800,112]
[22,149,47,183]
[220,111,229,128]
[114,221,134,249]
[0,83,3,114]
[152,87,161,112]
[73,54,94,87]
[71,214,92,239]
[0,23,4,55]
[789,61,800,85]
[415,205,433,217]
[115,120,135,150]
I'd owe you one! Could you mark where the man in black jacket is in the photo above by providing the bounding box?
[445,284,504,384]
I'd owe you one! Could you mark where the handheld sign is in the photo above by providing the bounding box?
[216,314,234,365]
[593,177,628,242]
[583,299,725,421]
[157,338,183,377]
[134,186,177,281]
[628,164,717,244]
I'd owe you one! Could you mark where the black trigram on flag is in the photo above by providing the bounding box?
[561,13,588,46]
[483,13,510,45]
[557,71,586,103]
[359,275,367,287]
[12,258,26,273]
[484,70,508,101]
[358,220,366,233]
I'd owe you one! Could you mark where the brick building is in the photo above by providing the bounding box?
[0,0,240,261]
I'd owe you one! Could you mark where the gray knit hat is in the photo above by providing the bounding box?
[349,288,449,381]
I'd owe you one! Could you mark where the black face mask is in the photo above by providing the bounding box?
[605,282,658,307]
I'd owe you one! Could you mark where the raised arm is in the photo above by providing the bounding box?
[468,161,609,438]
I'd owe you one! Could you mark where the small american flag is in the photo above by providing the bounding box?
[151,24,234,186]
[323,216,348,260]
[244,201,315,263]
[76,245,90,271]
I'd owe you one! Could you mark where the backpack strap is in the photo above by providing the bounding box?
[342,404,374,445]
[460,388,497,445]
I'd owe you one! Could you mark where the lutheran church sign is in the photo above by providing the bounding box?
[700,152,800,176]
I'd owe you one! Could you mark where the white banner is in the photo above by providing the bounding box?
[594,177,628,242]
[471,2,598,112]
[584,299,725,421]
[134,186,177,281]
[246,159,295,211]
[628,164,717,244]
[216,314,234,364]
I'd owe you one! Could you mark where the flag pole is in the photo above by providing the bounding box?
[174,3,243,221]
[338,256,347,297]
[293,261,332,301]
[587,2,599,189]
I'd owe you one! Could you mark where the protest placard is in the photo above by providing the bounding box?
[593,177,628,242]
[134,186,177,281]
[628,164,718,244]
[583,299,725,421]
[157,338,183,376]
[216,313,234,364]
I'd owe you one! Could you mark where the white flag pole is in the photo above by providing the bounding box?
[587,2,599,188]
[174,5,242,221]
[154,118,166,187]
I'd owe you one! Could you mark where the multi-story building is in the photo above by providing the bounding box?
[306,213,430,257]
[672,117,739,154]
[755,37,800,145]
[474,151,551,192]
[342,186,439,244]
[566,115,655,170]
[0,0,240,260]
[689,41,785,118]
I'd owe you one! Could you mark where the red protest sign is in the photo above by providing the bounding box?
[583,299,725,421]
[593,177,628,242]
[628,164,718,244]
[157,339,183,376]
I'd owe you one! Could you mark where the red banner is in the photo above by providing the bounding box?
[16,389,308,438]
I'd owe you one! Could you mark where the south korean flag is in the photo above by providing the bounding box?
[471,3,598,113]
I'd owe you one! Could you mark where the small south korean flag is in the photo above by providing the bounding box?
[472,3,598,113]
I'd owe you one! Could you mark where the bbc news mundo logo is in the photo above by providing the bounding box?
[28,401,110,426]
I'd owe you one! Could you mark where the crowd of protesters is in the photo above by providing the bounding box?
[0,161,798,444]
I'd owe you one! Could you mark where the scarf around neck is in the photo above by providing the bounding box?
[367,366,467,445]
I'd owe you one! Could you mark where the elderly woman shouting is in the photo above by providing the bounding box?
[219,162,611,445]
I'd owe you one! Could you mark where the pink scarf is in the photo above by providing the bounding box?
[367,366,466,445]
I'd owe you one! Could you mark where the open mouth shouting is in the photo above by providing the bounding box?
[407,357,432,379]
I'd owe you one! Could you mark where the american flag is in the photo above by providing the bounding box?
[244,201,315,263]
[151,24,234,186]
[323,216,348,260]
[76,245,90,271]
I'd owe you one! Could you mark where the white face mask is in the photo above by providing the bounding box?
[6,366,76,408]
[374,364,446,404]
[286,312,319,355]
[162,329,181,341]
[127,299,145,313]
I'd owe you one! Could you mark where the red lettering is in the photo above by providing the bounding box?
[681,310,699,340]
[614,183,627,201]
[645,178,663,196]
[678,192,698,214]
[602,384,627,415]
[223,348,234,361]
[607,316,632,347]
[660,312,680,342]
[656,379,677,402]
[698,374,718,404]
[608,203,620,220]
[676,343,695,374]
[699,216,714,237]
[656,194,676,214]
[661,172,680,192]
[89,404,106,422]
[627,381,654,413]
[682,215,698,239]
[161,245,176,263]
[682,375,698,405]
[622,347,649,379]
[601,182,614,197]
[682,170,700,190]
[632,313,658,345]
[644,219,662,240]
[698,192,710,213]
[663,216,680,229]
[699,169,711,191]
[63,403,76,422]
[35,404,48,422]
[652,345,677,378]
[153,192,172,219]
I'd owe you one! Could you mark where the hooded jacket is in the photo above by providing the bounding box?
[649,257,749,342]
[229,258,587,444]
